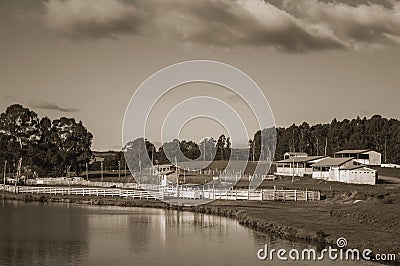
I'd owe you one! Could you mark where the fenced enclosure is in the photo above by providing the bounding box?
[0,184,320,201]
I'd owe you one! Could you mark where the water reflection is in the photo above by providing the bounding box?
[0,201,385,266]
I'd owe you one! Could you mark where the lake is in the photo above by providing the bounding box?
[0,200,381,265]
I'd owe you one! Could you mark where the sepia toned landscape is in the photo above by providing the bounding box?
[1,0,400,265]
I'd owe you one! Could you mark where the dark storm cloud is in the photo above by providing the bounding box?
[31,101,79,113]
[42,0,400,52]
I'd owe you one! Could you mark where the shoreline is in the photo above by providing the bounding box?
[1,191,399,265]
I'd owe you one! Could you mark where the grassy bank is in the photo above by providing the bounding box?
[1,190,399,264]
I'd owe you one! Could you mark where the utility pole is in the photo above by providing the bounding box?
[252,141,255,162]
[292,156,295,183]
[15,158,22,192]
[139,152,142,174]
[384,139,387,163]
[203,139,206,161]
[3,160,7,185]
[175,157,179,197]
[86,162,89,181]
[118,160,121,183]
[101,162,104,182]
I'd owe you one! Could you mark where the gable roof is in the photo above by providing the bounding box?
[334,149,370,154]
[312,157,354,167]
[276,156,325,163]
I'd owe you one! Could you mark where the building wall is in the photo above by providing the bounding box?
[313,167,376,185]
[312,170,335,181]
[353,158,370,165]
[365,151,381,165]
[312,166,339,181]
[340,169,377,185]
[275,165,312,177]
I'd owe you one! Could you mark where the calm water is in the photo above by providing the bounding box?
[0,200,381,266]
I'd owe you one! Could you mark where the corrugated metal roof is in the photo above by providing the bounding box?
[334,149,370,154]
[276,156,325,163]
[311,157,353,167]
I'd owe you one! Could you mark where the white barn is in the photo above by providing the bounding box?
[334,149,381,166]
[312,157,378,185]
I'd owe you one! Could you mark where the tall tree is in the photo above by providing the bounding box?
[0,104,39,176]
[51,117,93,176]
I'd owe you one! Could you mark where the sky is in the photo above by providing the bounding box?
[1,0,400,150]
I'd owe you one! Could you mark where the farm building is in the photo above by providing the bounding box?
[153,164,176,175]
[334,149,381,166]
[275,156,326,177]
[283,152,308,160]
[152,164,179,186]
[312,157,378,185]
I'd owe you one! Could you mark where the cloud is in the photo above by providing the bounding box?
[43,0,144,39]
[31,100,79,113]
[282,0,400,49]
[148,0,344,52]
[41,0,400,52]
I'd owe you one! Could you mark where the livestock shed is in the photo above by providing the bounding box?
[334,149,381,166]
[312,157,377,185]
[275,156,326,177]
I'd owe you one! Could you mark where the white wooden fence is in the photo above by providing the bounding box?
[0,184,320,201]
[0,185,167,201]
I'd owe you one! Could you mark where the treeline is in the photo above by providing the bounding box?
[0,104,93,178]
[124,115,400,170]
[123,135,234,170]
[272,115,400,163]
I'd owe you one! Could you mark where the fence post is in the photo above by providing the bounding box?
[294,190,297,201]
[305,189,308,201]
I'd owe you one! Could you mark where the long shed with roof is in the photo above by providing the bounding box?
[334,149,381,166]
[312,157,377,185]
[275,156,326,177]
